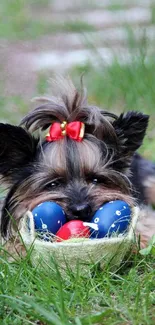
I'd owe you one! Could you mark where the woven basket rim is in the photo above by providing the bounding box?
[20,206,139,249]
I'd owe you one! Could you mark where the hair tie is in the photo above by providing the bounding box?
[46,121,85,142]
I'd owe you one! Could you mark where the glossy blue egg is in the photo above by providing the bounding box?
[32,201,66,235]
[90,200,131,238]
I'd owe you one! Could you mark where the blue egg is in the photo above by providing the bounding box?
[90,200,131,238]
[32,201,66,235]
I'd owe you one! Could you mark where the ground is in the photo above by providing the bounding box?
[0,1,155,324]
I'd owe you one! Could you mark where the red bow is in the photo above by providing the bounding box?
[46,121,85,142]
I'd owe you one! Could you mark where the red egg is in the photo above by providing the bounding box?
[56,220,90,241]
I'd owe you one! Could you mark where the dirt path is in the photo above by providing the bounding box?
[0,0,154,98]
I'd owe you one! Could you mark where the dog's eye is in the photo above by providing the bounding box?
[91,176,112,186]
[50,181,59,187]
[45,179,62,190]
[92,178,98,185]
[86,175,99,185]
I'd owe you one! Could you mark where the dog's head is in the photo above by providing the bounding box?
[0,78,149,238]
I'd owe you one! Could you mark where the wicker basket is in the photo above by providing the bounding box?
[20,207,139,273]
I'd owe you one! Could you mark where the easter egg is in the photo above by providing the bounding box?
[32,201,66,235]
[90,200,131,238]
[56,220,90,241]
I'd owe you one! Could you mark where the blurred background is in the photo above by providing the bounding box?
[0,0,155,158]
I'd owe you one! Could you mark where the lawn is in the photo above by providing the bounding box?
[0,244,155,325]
[0,0,155,324]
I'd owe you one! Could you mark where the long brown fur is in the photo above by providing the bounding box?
[0,76,154,250]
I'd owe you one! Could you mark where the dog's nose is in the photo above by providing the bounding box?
[71,203,91,220]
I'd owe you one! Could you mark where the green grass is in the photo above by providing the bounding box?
[70,55,155,161]
[61,21,95,33]
[151,3,155,24]
[0,1,155,324]
[0,0,95,40]
[0,246,155,325]
[0,96,29,124]
[0,18,95,40]
[71,57,155,114]
[107,3,125,11]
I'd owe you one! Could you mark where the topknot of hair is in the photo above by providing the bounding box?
[20,76,117,140]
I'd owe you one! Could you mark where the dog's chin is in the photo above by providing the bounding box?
[25,196,93,222]
[23,188,134,221]
[6,186,134,236]
[65,213,93,222]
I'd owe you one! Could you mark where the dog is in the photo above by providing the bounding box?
[0,77,155,249]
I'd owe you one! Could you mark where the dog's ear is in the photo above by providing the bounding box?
[113,111,149,154]
[0,123,38,182]
[111,112,149,172]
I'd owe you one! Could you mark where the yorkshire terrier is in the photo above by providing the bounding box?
[0,77,155,249]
